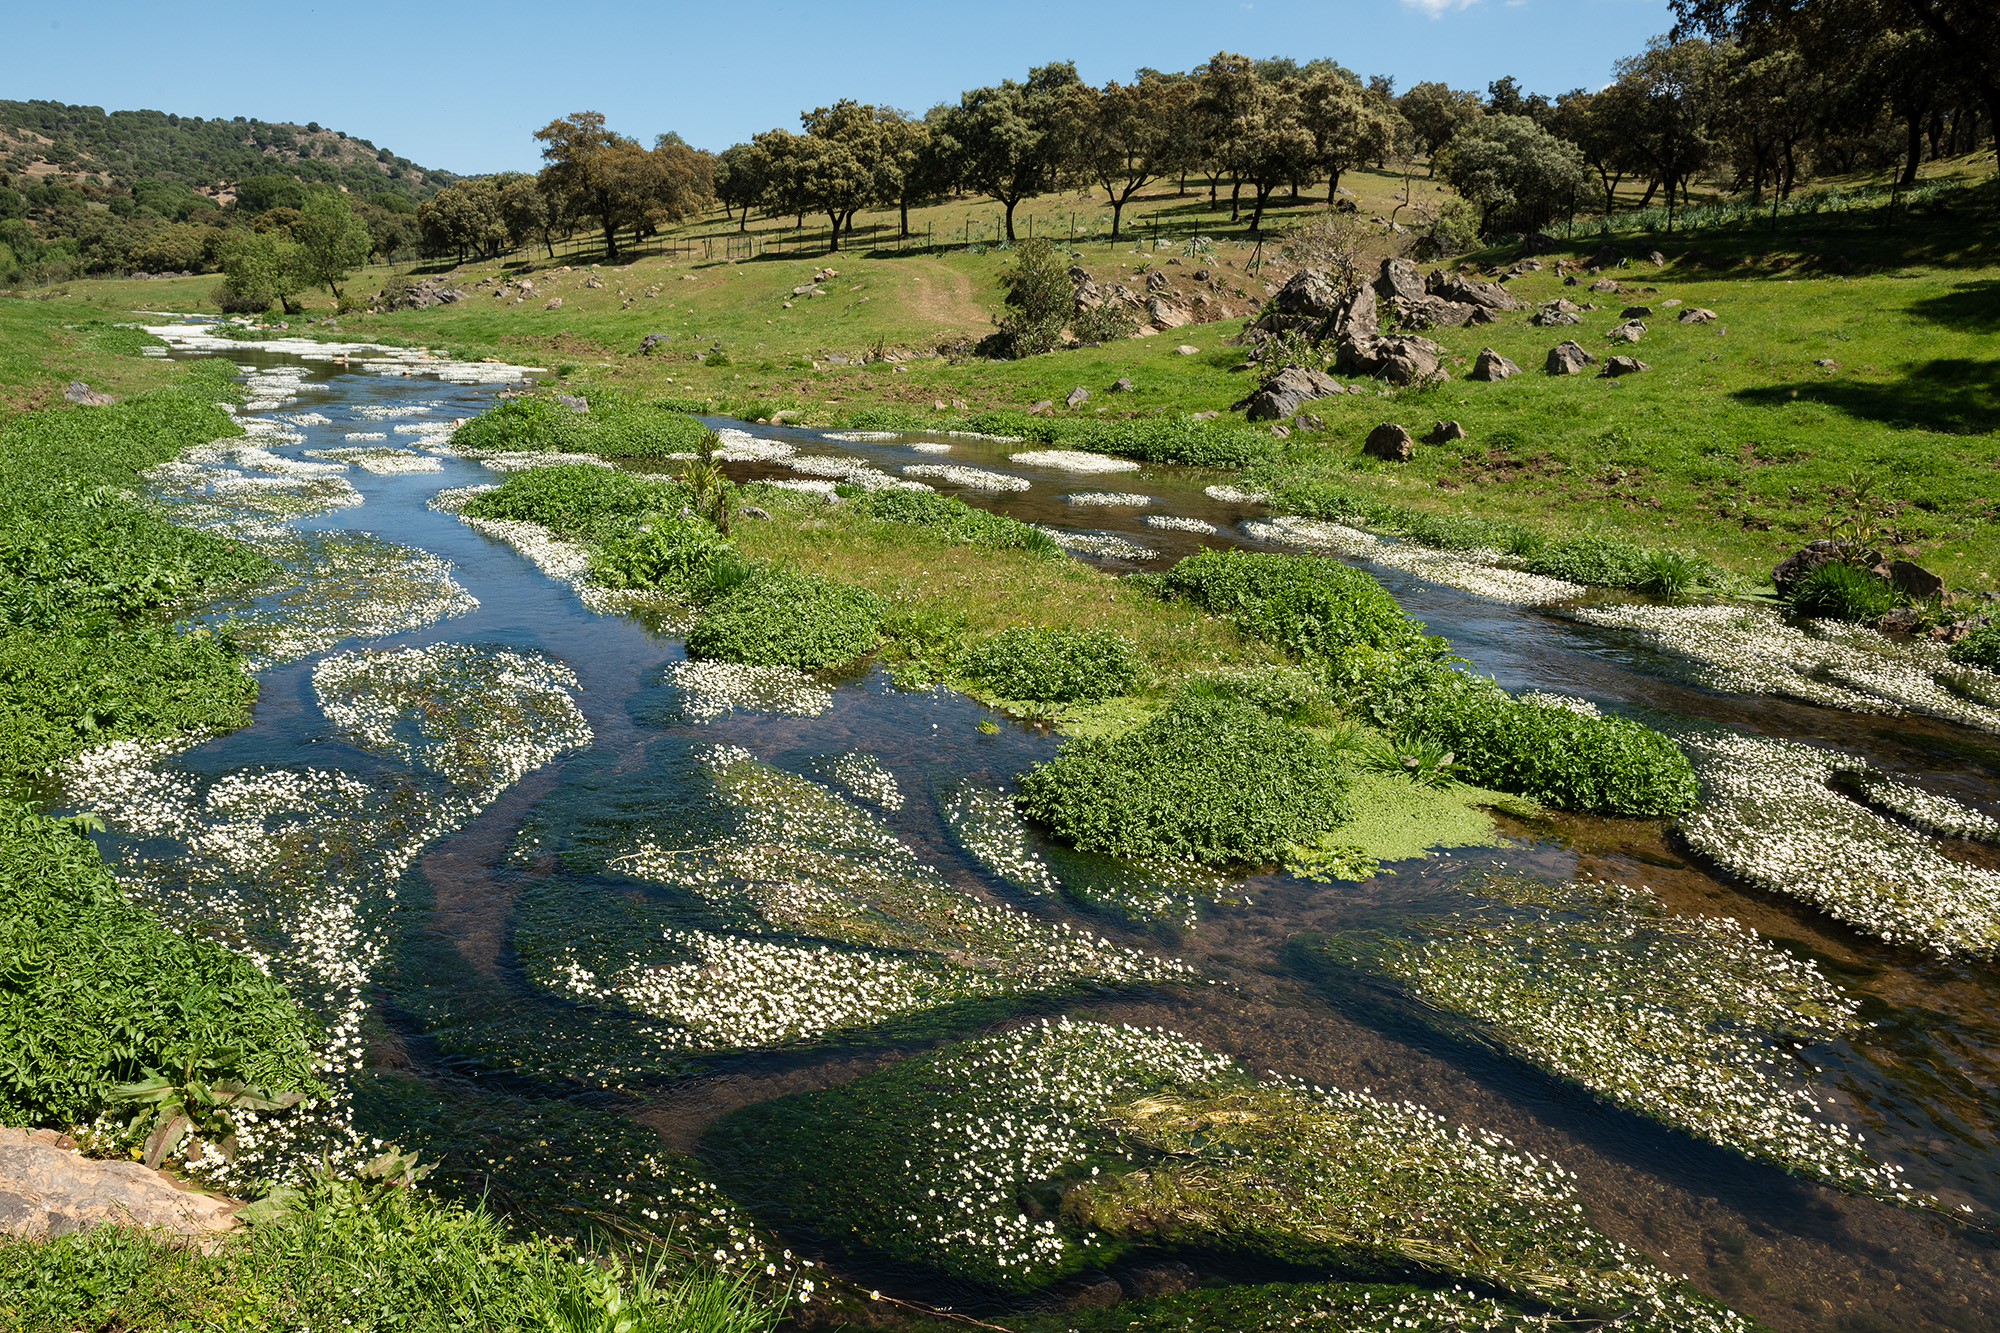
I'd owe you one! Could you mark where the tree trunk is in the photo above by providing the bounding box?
[1637,177,1660,209]
[1109,196,1124,240]
[1928,109,1945,158]
[1326,168,1343,204]
[1229,176,1242,223]
[1903,112,1925,186]
[899,196,910,238]
[1003,198,1018,241]
[826,210,842,252]
[1248,183,1273,233]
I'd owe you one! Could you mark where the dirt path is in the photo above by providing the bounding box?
[891,257,989,337]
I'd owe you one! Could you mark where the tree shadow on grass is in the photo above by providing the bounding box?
[1734,357,2000,436]
[1909,277,2000,334]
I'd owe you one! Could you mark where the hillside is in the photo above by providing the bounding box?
[0,100,458,204]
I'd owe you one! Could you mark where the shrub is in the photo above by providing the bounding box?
[1017,694,1350,865]
[997,238,1070,357]
[460,464,688,542]
[1071,301,1137,344]
[1789,560,1894,622]
[0,798,319,1128]
[1949,622,2000,671]
[860,487,1060,555]
[591,513,731,594]
[686,568,881,669]
[1156,550,1434,663]
[1394,678,1699,817]
[1521,534,1654,588]
[963,627,1138,703]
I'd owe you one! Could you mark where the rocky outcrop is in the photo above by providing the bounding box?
[0,1128,237,1242]
[1427,270,1522,311]
[1387,295,1484,329]
[1531,298,1583,327]
[1606,320,1646,343]
[1233,366,1345,420]
[1374,256,1426,303]
[1469,348,1521,381]
[1601,355,1651,377]
[1340,333,1441,386]
[64,381,115,406]
[1272,267,1346,318]
[1423,420,1469,443]
[1364,422,1416,461]
[1679,307,1719,324]
[376,276,464,310]
[1773,541,1889,593]
[1328,283,1378,343]
[1145,296,1193,329]
[1546,341,1595,375]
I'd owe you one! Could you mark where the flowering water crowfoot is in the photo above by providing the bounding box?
[708,1018,1754,1331]
[301,447,445,474]
[660,659,834,721]
[1009,449,1142,473]
[903,463,1033,492]
[1325,875,1921,1204]
[817,750,904,809]
[1674,726,2000,956]
[1245,516,1586,607]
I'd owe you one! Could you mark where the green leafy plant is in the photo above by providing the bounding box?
[591,514,732,594]
[1155,550,1438,664]
[107,1062,308,1169]
[460,464,689,541]
[1948,621,2000,671]
[1360,732,1461,788]
[879,603,969,687]
[449,390,711,459]
[685,568,881,669]
[859,487,1061,555]
[1017,694,1351,866]
[963,626,1139,703]
[1788,559,1894,622]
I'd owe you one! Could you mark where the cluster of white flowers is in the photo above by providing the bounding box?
[713,428,796,463]
[1363,876,1920,1203]
[904,440,953,453]
[783,454,930,491]
[822,431,905,442]
[661,659,833,720]
[140,324,542,383]
[343,431,390,441]
[454,449,613,472]
[1205,484,1270,504]
[1030,526,1155,560]
[1674,726,2000,956]
[1141,514,1219,534]
[1520,690,1602,717]
[449,509,676,619]
[1573,603,2000,732]
[902,462,1033,492]
[349,403,433,420]
[941,783,1062,898]
[302,447,445,474]
[818,750,904,809]
[1246,516,1585,606]
[1063,491,1153,507]
[757,478,839,499]
[1841,768,2000,841]
[1008,449,1140,473]
[283,411,332,426]
[426,483,499,515]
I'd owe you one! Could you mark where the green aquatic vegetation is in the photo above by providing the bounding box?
[1788,560,1895,622]
[1316,874,1917,1207]
[707,1018,1753,1330]
[0,796,319,1131]
[685,568,881,670]
[1154,550,1438,663]
[1018,694,1350,866]
[449,388,712,459]
[593,512,734,594]
[459,462,692,542]
[1948,621,2000,671]
[964,626,1139,704]
[1389,678,1699,818]
[858,486,1062,555]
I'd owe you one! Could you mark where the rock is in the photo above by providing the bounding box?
[1660,298,1683,307]
[1145,269,1171,293]
[1520,233,1562,255]
[1192,268,1211,281]
[375,276,464,311]
[545,297,563,310]
[1876,607,1928,635]
[1272,267,1346,318]
[1679,307,1718,324]
[1364,422,1416,462]
[1589,277,1621,293]
[1621,306,1654,318]
[1120,1262,1198,1299]
[1531,297,1584,327]
[554,394,589,412]
[1933,615,1993,643]
[1340,333,1442,386]
[1048,1272,1125,1311]
[1607,320,1646,343]
[639,333,671,354]
[1772,540,1886,594]
[1146,296,1194,328]
[1374,256,1426,304]
[740,505,773,521]
[1545,340,1596,375]
[1387,294,1479,329]
[1233,365,1344,420]
[63,381,114,406]
[1330,282,1378,342]
[1814,358,1838,370]
[1646,249,1667,266]
[0,1128,237,1241]
[1067,265,1091,283]
[1028,400,1055,414]
[1065,386,1090,409]
[1423,419,1469,444]
[1269,423,1291,438]
[1889,559,1947,602]
[1426,270,1522,311]
[1174,345,1200,356]
[1601,355,1651,377]
[1297,412,1325,432]
[1589,245,1624,269]
[1110,377,1134,392]
[1469,348,1521,381]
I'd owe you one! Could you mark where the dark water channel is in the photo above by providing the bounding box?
[91,344,2000,1330]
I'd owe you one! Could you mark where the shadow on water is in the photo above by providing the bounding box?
[93,341,2000,1331]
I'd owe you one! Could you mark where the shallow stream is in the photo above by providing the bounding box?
[69,333,2000,1330]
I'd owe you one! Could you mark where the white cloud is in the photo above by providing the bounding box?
[1400,0,1483,15]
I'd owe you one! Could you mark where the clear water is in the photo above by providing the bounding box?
[73,346,2000,1330]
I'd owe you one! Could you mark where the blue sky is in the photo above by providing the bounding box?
[26,0,1673,175]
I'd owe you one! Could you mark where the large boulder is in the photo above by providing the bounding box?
[1146,296,1194,329]
[1272,267,1345,318]
[1374,256,1426,304]
[63,381,115,406]
[1468,348,1521,382]
[1606,320,1646,343]
[375,276,464,311]
[1328,282,1378,344]
[1427,270,1522,311]
[1364,422,1416,462]
[1388,295,1482,329]
[0,1128,237,1241]
[1340,334,1442,386]
[1889,559,1947,602]
[1232,365,1345,421]
[1545,340,1595,375]
[1679,307,1719,324]
[1773,541,1889,594]
[1601,355,1651,377]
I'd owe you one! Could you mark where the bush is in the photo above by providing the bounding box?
[860,487,1061,555]
[211,280,271,313]
[449,390,711,459]
[1789,560,1894,622]
[1017,694,1350,865]
[0,798,319,1128]
[1071,301,1137,344]
[1156,550,1435,663]
[459,464,688,542]
[686,568,881,669]
[997,238,1070,358]
[1521,534,1654,588]
[963,627,1138,703]
[591,513,732,594]
[1949,622,2000,671]
[1393,678,1699,817]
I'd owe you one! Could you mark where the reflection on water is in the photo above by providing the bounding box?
[69,349,2000,1330]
